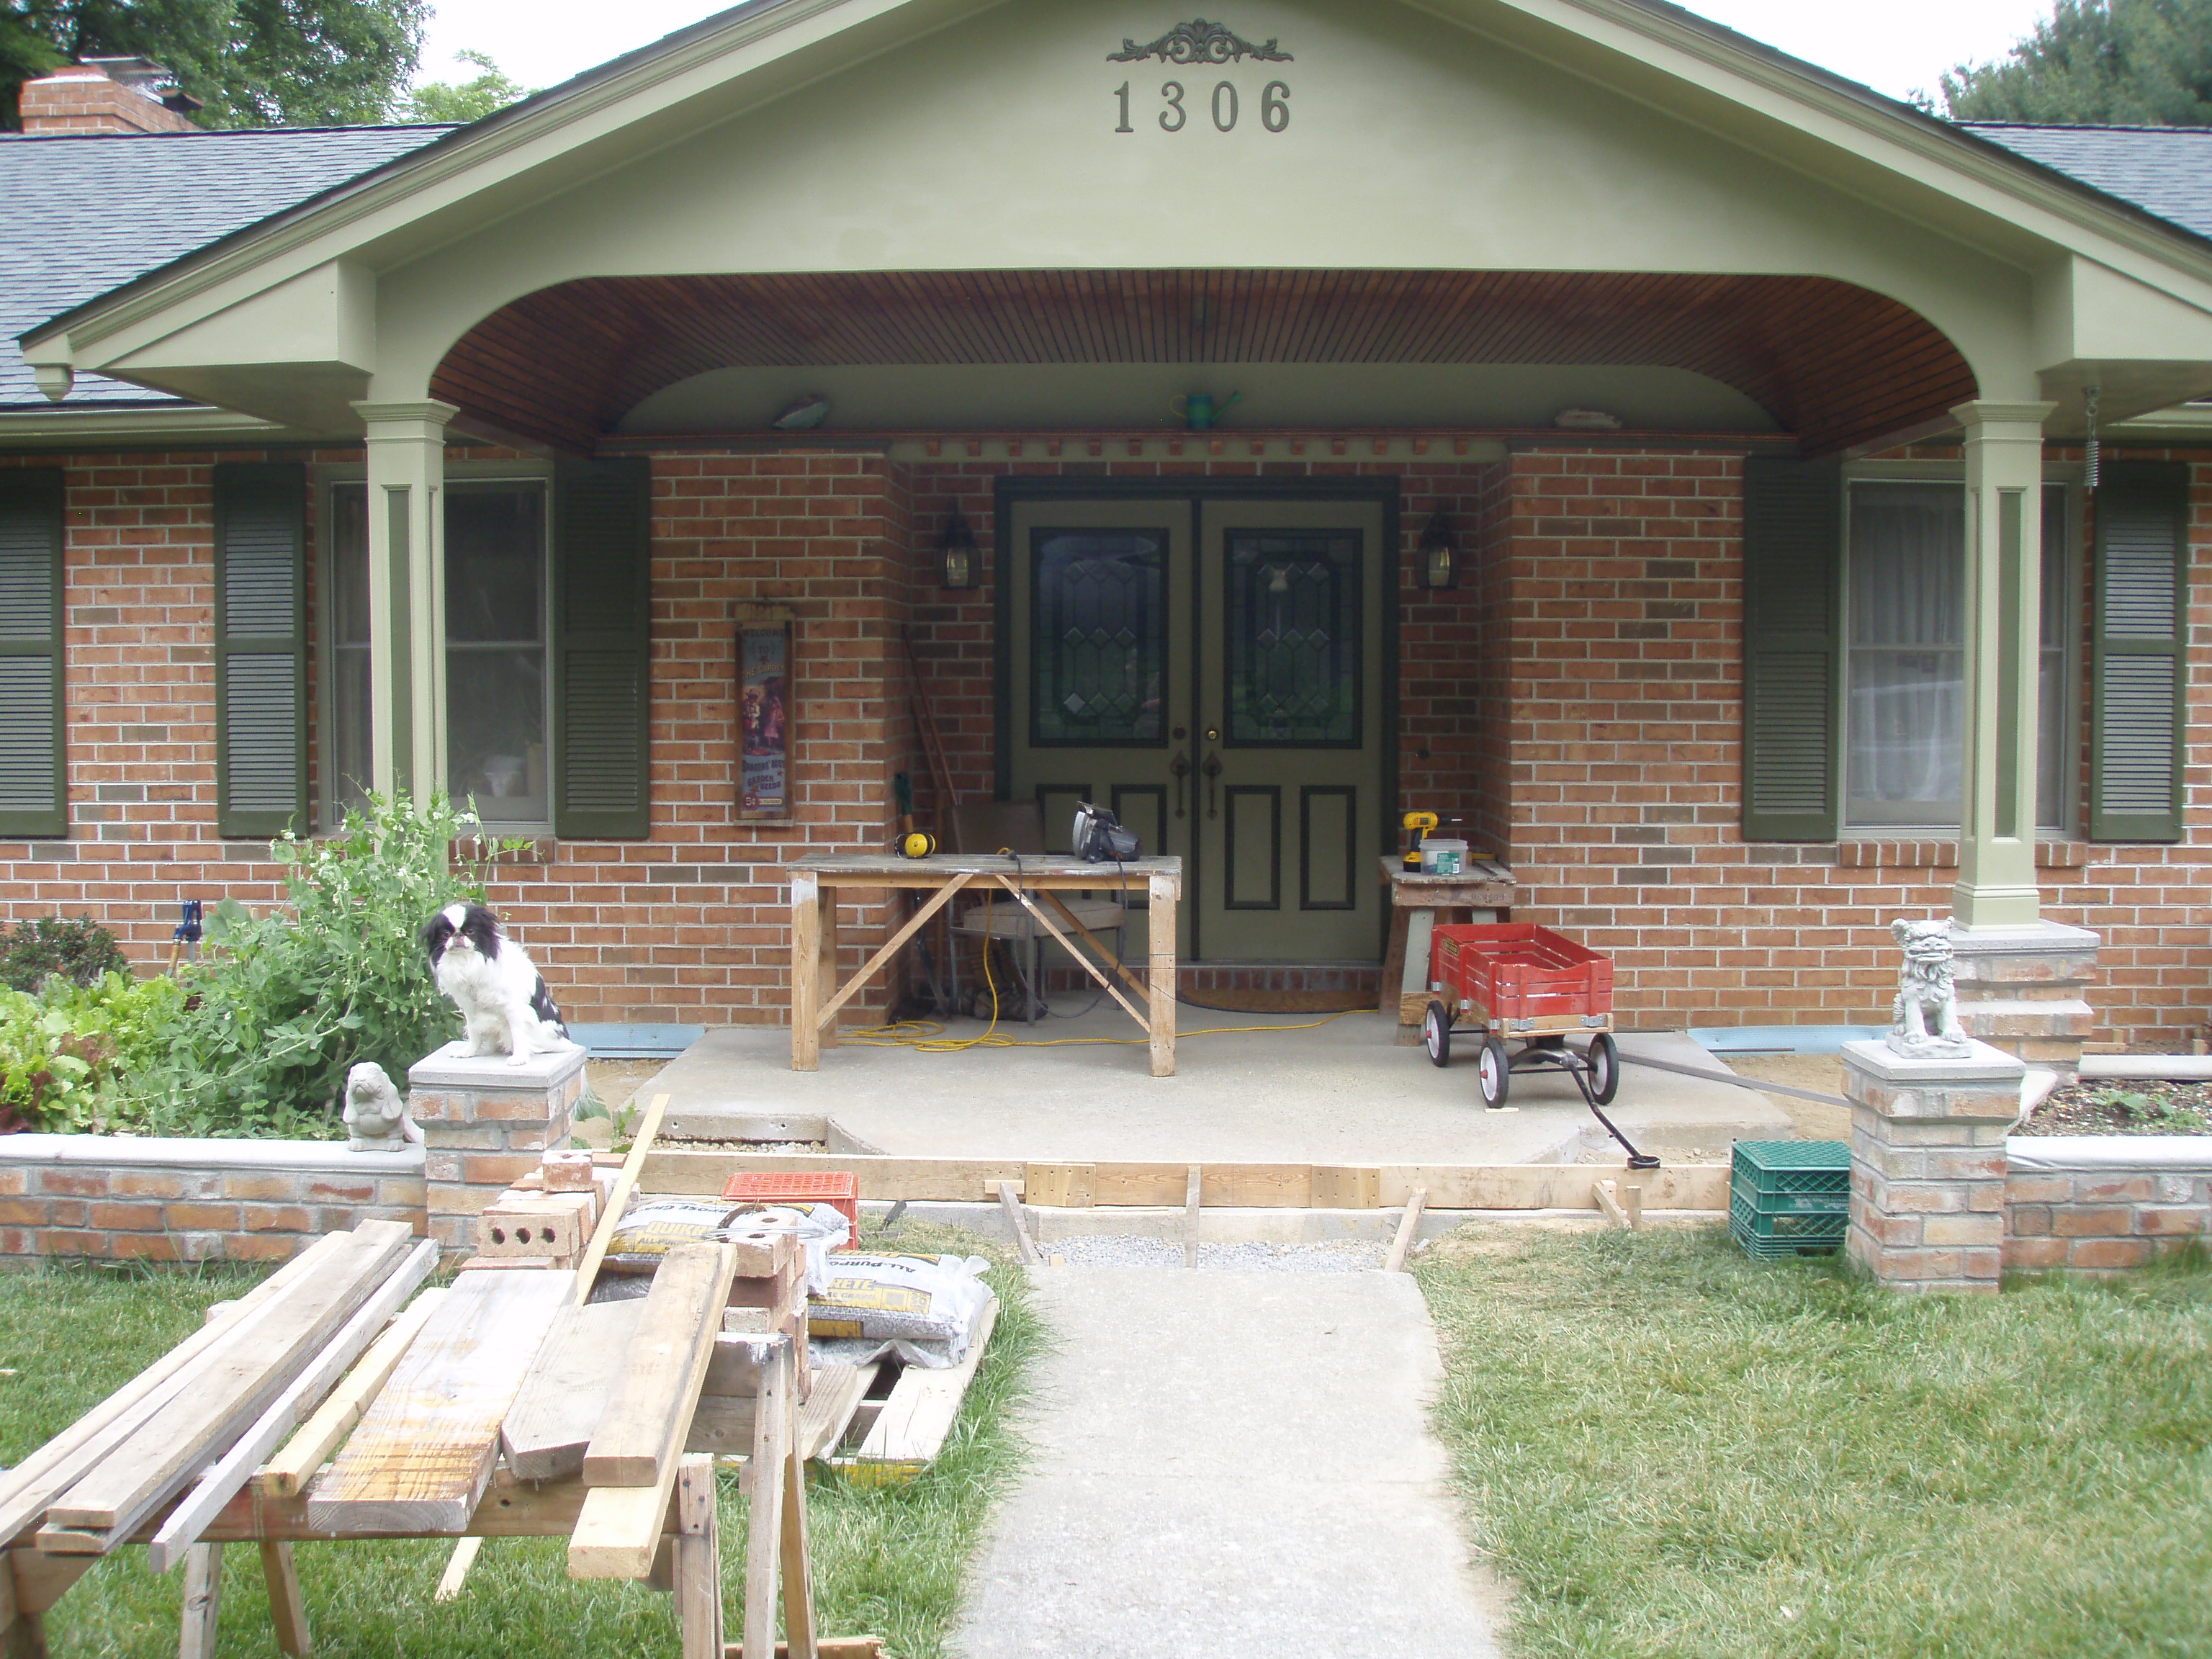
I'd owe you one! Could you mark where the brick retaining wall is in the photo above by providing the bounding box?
[2002,1137,2212,1272]
[0,1136,424,1264]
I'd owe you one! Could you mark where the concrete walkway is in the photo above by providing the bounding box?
[647,1012,1788,1164]
[953,1268,1508,1659]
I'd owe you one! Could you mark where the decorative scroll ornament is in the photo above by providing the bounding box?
[1109,19,1292,64]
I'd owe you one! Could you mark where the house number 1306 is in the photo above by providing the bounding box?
[1115,79,1290,132]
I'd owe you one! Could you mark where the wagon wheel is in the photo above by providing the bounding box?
[1584,1032,1621,1106]
[1478,1037,1511,1110]
[1424,1002,1453,1067]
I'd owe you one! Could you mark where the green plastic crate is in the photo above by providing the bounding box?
[1730,1187,1847,1256]
[1730,1140,1851,1258]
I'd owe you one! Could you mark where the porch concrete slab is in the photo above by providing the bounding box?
[952,1268,1507,1659]
[642,1012,1790,1164]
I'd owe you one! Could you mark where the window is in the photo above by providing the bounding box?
[1842,480,2072,833]
[323,475,553,829]
[444,482,550,824]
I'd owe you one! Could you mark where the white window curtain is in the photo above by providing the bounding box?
[1846,482,1966,827]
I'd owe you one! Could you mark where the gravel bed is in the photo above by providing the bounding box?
[660,1138,827,1153]
[1046,1236,1388,1271]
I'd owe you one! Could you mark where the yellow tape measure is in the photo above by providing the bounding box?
[896,830,938,858]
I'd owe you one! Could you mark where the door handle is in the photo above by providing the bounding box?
[1170,750,1191,820]
[1201,750,1223,819]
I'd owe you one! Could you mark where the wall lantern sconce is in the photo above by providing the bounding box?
[939,511,979,590]
[1418,511,1460,590]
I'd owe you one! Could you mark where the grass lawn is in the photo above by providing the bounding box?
[0,1221,1038,1659]
[1417,1224,2212,1659]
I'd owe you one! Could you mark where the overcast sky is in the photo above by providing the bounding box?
[415,1,2060,107]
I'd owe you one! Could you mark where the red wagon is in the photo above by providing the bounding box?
[1423,922,1656,1167]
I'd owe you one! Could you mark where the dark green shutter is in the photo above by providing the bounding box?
[553,458,652,839]
[1741,457,1843,841]
[213,464,307,839]
[0,469,66,838]
[2090,461,2188,842]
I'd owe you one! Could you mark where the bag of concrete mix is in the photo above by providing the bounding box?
[806,1253,992,1366]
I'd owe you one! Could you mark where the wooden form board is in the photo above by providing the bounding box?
[501,1300,647,1482]
[835,1298,998,1488]
[639,1150,1728,1211]
[309,1268,576,1535]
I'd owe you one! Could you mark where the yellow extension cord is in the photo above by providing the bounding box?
[845,876,1377,1053]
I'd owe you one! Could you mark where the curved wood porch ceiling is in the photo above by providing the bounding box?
[430,270,1976,457]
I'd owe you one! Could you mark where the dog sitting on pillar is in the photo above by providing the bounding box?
[1887,917,1972,1057]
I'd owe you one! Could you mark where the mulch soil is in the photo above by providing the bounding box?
[2017,1078,2212,1136]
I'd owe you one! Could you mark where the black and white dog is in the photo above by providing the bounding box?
[421,902,571,1065]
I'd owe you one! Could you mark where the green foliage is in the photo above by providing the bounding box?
[2089,1085,2209,1132]
[401,48,528,124]
[1,0,426,130]
[0,972,182,1132]
[125,793,525,1138]
[0,914,128,992]
[1945,0,2212,125]
[1419,1225,2212,1657]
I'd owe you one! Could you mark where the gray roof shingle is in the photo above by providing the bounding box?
[1963,122,2212,242]
[0,125,449,410]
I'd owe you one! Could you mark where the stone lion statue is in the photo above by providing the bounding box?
[1887,918,1972,1057]
[343,1061,423,1152]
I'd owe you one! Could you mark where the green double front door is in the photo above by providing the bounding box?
[1003,485,1390,964]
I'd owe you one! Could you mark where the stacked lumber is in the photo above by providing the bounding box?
[0,1221,435,1565]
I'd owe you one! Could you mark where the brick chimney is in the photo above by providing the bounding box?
[19,58,202,135]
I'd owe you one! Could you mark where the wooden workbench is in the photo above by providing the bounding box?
[1377,856,1516,1045]
[788,854,1184,1076]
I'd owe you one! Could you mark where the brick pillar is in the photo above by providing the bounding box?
[1841,1037,2022,1294]
[407,1041,586,1254]
[1947,922,2100,1079]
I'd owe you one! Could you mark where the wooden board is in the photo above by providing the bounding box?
[572,1092,669,1303]
[0,1231,354,1547]
[1311,1166,1382,1208]
[583,1244,737,1487]
[686,1362,878,1461]
[307,1269,575,1535]
[639,1154,1727,1211]
[263,1287,449,1499]
[500,1300,647,1482]
[837,1298,998,1487]
[147,1238,441,1569]
[44,1223,418,1547]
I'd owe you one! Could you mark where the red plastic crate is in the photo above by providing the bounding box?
[719,1171,860,1249]
[1430,922,1613,1029]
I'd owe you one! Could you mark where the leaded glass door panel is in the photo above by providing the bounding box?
[1197,499,1386,961]
[1005,497,1195,961]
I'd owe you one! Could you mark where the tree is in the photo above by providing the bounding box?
[1944,0,2212,125]
[2,0,426,130]
[401,48,529,124]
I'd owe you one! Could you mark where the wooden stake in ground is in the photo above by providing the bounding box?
[310,1269,576,1535]
[997,1184,1041,1267]
[674,1456,722,1659]
[1184,1165,1202,1269]
[178,1544,222,1659]
[742,1339,797,1659]
[1385,1188,1429,1272]
[572,1092,670,1303]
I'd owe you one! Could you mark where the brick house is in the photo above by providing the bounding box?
[7,1,2212,1053]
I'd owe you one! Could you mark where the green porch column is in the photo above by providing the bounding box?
[351,400,455,802]
[1950,400,2057,931]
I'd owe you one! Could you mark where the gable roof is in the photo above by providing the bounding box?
[0,125,448,410]
[1966,123,2212,243]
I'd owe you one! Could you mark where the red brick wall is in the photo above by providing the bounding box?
[19,70,198,135]
[9,439,2212,1046]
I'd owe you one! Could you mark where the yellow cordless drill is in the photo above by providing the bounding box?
[1402,810,1439,869]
